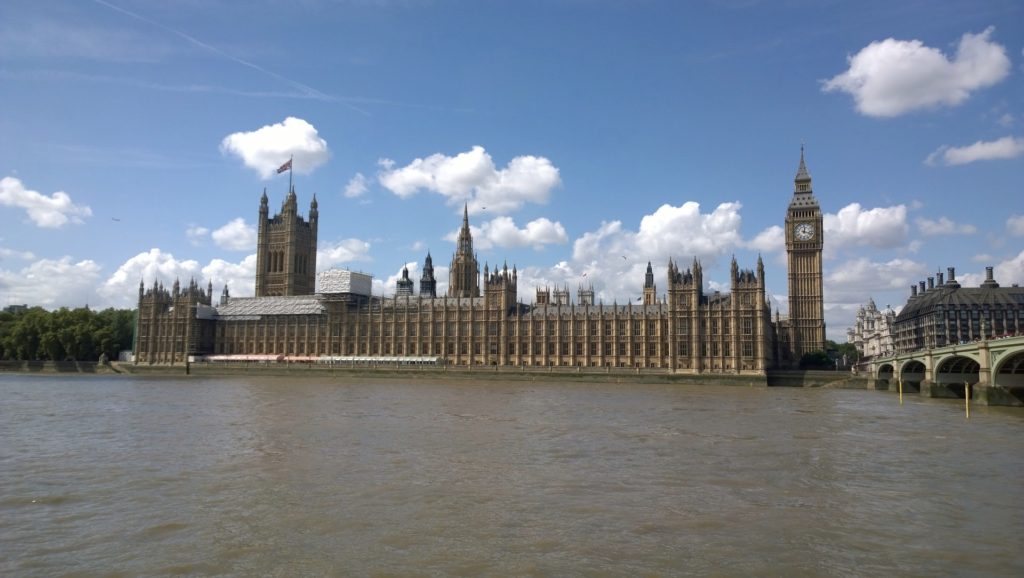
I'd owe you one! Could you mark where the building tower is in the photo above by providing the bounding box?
[255,188,318,297]
[448,204,480,298]
[396,265,414,296]
[784,146,825,359]
[419,252,437,297]
[643,261,656,305]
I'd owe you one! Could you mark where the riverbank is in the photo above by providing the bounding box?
[2,360,867,388]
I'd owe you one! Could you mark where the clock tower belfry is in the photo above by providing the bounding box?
[784,147,825,362]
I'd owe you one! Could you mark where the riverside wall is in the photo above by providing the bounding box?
[1,360,880,389]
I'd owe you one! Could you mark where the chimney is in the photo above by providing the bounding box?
[981,266,1000,289]
[946,266,961,288]
[937,271,944,285]
[927,277,934,290]
[919,281,926,294]
[911,285,918,297]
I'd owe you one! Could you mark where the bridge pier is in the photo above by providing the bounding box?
[974,384,1024,407]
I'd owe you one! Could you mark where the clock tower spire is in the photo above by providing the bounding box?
[784,146,825,364]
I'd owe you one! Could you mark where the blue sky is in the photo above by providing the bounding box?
[1,0,1022,340]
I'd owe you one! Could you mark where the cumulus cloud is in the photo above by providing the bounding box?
[512,201,749,305]
[445,216,568,250]
[203,255,257,298]
[745,225,784,253]
[925,136,1024,166]
[98,248,200,307]
[993,250,1024,286]
[377,146,561,214]
[823,202,909,252]
[97,248,257,308]
[211,218,257,251]
[318,238,372,270]
[344,172,369,198]
[0,176,92,228]
[823,27,1010,117]
[915,216,977,236]
[825,257,928,301]
[220,117,329,179]
[1007,215,1024,236]
[0,256,102,308]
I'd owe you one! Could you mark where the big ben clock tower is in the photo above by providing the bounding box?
[784,147,825,360]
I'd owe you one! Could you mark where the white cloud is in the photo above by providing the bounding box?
[220,117,329,179]
[972,253,995,263]
[344,172,369,198]
[0,176,92,228]
[997,113,1015,128]
[97,248,257,308]
[445,216,568,250]
[823,203,909,253]
[825,257,928,304]
[915,216,977,236]
[203,255,257,299]
[993,250,1024,286]
[513,201,749,305]
[746,225,784,253]
[318,238,372,270]
[0,256,101,308]
[211,218,257,251]
[378,146,561,214]
[98,248,201,308]
[185,225,209,246]
[0,247,36,261]
[1007,215,1024,236]
[925,136,1024,166]
[823,27,1010,117]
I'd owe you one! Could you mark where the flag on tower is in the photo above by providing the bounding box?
[277,158,292,174]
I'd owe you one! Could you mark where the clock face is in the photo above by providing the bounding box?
[794,222,815,241]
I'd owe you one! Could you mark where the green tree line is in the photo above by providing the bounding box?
[0,307,135,361]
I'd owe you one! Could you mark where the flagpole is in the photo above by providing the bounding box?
[289,155,293,192]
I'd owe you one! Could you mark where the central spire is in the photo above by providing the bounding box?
[457,202,474,255]
[449,203,480,298]
[794,145,812,193]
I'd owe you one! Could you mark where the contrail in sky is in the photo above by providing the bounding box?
[91,0,371,116]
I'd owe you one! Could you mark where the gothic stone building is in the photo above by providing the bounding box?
[135,151,827,371]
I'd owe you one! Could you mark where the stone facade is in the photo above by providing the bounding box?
[134,150,826,371]
[846,298,895,359]
[255,187,318,297]
[781,147,826,363]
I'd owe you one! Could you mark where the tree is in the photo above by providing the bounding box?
[0,307,137,361]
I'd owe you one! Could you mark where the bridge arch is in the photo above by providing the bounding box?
[898,360,926,393]
[875,362,895,388]
[934,354,980,398]
[993,349,1024,389]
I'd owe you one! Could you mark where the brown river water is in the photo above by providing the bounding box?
[1,375,1022,577]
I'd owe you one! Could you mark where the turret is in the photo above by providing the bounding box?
[419,251,437,297]
[643,261,656,305]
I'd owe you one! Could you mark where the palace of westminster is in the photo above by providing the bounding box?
[134,150,829,372]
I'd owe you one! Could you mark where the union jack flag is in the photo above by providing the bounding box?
[277,159,292,174]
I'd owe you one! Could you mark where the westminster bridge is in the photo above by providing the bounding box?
[860,335,1024,406]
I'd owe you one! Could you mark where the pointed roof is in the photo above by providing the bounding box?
[795,145,811,183]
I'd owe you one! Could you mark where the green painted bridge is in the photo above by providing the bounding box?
[859,335,1024,406]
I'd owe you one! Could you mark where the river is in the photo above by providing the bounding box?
[1,375,1021,576]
